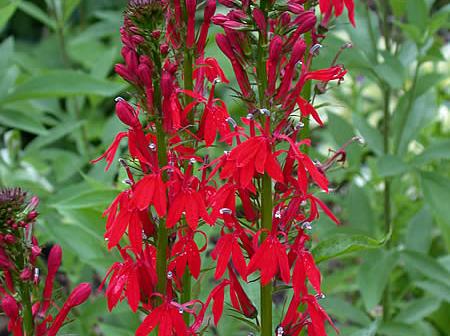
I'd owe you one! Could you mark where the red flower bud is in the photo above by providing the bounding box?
[4,234,15,244]
[253,7,266,33]
[20,267,32,281]
[115,98,140,128]
[186,0,197,48]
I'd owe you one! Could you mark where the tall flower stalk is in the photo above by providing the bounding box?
[0,188,91,336]
[94,0,355,335]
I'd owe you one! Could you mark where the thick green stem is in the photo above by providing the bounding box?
[260,173,273,336]
[300,81,312,155]
[20,282,34,335]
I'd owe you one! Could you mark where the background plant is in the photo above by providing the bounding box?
[0,0,448,335]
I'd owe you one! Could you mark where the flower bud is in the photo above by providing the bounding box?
[115,98,140,128]
[20,267,32,281]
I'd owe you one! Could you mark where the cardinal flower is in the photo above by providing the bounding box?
[319,0,355,27]
[169,230,205,279]
[211,229,247,280]
[135,299,189,336]
[247,232,290,285]
[219,136,284,189]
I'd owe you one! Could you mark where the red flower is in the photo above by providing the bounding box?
[319,0,355,27]
[166,170,211,230]
[220,136,284,189]
[135,299,189,336]
[1,295,22,336]
[47,283,91,336]
[40,245,62,315]
[228,265,257,319]
[103,246,157,312]
[211,230,247,280]
[247,232,290,285]
[132,173,167,216]
[169,230,205,279]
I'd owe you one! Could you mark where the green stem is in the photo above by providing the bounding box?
[155,122,168,297]
[184,49,194,123]
[181,270,191,324]
[382,87,392,321]
[300,81,312,155]
[18,280,33,335]
[260,173,273,336]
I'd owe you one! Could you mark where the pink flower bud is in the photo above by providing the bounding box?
[115,98,140,128]
[160,43,169,55]
[253,8,266,33]
[27,211,38,221]
[1,295,19,319]
[151,30,161,39]
[20,267,32,281]
[186,0,197,48]
[4,234,15,244]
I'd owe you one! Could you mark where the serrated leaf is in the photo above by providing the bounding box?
[2,70,125,102]
[312,233,387,263]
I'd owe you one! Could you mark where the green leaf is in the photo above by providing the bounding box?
[349,320,380,336]
[17,1,56,29]
[421,172,450,227]
[395,297,441,324]
[312,233,387,264]
[411,140,450,166]
[0,108,47,134]
[389,0,407,18]
[379,322,423,336]
[402,250,450,286]
[25,120,83,151]
[2,70,125,102]
[358,250,398,311]
[406,0,428,31]
[405,207,433,253]
[352,114,383,156]
[415,72,446,97]
[415,280,450,303]
[395,91,436,156]
[321,296,371,326]
[374,52,406,89]
[376,154,410,177]
[0,1,18,31]
[52,189,117,210]
[347,183,376,235]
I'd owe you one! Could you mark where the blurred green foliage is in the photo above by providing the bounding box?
[0,0,449,335]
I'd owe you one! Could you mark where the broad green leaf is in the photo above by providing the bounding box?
[352,114,383,156]
[0,1,17,30]
[52,189,117,209]
[374,52,406,89]
[24,120,83,151]
[376,154,410,177]
[405,207,433,253]
[421,172,450,226]
[406,0,428,30]
[347,183,376,235]
[395,297,441,324]
[402,250,450,286]
[411,140,450,166]
[0,37,14,71]
[415,72,446,97]
[321,296,371,326]
[379,322,424,336]
[17,1,56,29]
[349,320,380,336]
[0,108,47,134]
[395,91,436,156]
[358,250,398,311]
[389,0,407,18]
[394,21,423,45]
[3,70,125,102]
[415,280,450,303]
[312,233,387,263]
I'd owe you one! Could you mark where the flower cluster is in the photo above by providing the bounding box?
[0,188,91,336]
[94,0,354,335]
